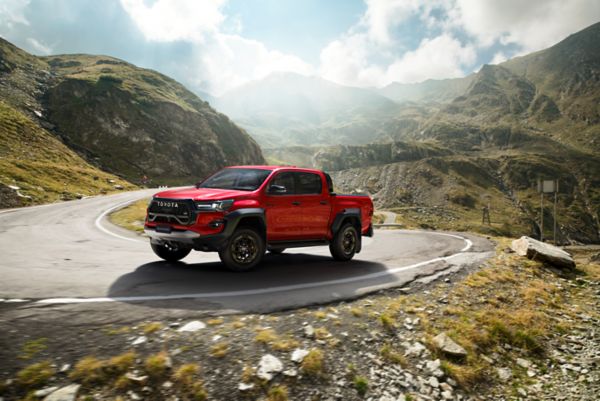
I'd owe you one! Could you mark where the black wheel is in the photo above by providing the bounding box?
[269,248,286,254]
[151,243,191,262]
[219,228,265,271]
[330,223,358,261]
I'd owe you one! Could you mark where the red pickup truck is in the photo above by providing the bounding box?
[144,166,374,271]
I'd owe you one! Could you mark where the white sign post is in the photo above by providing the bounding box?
[537,179,559,243]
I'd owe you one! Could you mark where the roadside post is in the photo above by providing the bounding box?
[537,179,559,242]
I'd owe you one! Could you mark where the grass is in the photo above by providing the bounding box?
[254,328,299,351]
[19,338,47,360]
[300,349,324,377]
[0,101,135,206]
[69,351,136,385]
[379,313,396,332]
[267,385,289,401]
[16,361,55,388]
[209,342,229,358]
[353,376,369,397]
[206,318,224,326]
[255,328,278,344]
[173,363,200,388]
[144,351,170,379]
[109,199,149,234]
[380,343,407,366]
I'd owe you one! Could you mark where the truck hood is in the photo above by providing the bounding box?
[152,187,253,201]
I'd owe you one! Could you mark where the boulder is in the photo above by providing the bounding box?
[511,236,575,269]
[43,384,80,401]
[256,354,283,381]
[432,333,467,357]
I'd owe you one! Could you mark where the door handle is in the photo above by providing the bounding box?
[292,201,301,206]
[320,201,328,205]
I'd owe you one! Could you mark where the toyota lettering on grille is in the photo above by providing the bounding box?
[157,201,179,208]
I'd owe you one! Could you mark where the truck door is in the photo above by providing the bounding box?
[264,172,301,241]
[293,172,331,239]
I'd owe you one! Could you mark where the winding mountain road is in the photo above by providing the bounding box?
[0,190,494,316]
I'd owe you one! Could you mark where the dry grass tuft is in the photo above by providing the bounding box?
[144,351,170,379]
[267,385,289,401]
[16,361,55,388]
[300,348,325,377]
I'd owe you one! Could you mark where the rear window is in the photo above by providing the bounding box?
[295,172,322,195]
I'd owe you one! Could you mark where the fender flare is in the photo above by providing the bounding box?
[223,208,266,237]
[331,208,363,253]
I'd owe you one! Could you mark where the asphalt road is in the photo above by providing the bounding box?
[0,189,494,315]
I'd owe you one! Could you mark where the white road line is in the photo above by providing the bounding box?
[31,232,473,305]
[94,198,147,243]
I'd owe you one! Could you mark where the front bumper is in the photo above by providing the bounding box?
[144,227,229,251]
[144,228,201,244]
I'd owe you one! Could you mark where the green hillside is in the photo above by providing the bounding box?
[0,37,265,199]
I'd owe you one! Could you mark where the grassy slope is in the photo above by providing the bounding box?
[0,100,134,205]
[108,198,149,233]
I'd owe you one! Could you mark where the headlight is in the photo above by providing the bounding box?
[195,199,234,212]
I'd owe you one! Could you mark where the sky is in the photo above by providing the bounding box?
[1,0,599,96]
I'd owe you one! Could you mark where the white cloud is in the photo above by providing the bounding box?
[449,0,600,52]
[26,37,52,55]
[385,34,476,83]
[490,52,508,65]
[319,0,477,88]
[119,0,313,95]
[198,34,314,94]
[0,0,30,34]
[119,0,226,42]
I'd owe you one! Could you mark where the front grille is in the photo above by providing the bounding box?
[148,198,194,225]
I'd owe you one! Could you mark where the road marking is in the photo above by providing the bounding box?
[94,198,147,243]
[29,231,474,305]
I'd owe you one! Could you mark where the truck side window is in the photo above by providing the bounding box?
[324,173,334,194]
[268,172,295,195]
[294,172,322,195]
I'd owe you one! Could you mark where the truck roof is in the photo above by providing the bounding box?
[226,165,325,174]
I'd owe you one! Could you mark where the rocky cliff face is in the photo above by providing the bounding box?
[0,38,265,195]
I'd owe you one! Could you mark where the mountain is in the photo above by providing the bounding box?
[378,76,474,104]
[0,38,264,200]
[0,39,134,206]
[214,72,399,147]
[254,23,600,243]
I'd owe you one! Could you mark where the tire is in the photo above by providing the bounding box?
[219,227,265,271]
[269,248,286,254]
[151,243,191,262]
[329,223,358,261]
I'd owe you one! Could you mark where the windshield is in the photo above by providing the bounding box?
[198,168,272,191]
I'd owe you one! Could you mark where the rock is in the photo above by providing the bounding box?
[291,349,310,363]
[178,320,206,332]
[304,325,315,338]
[256,354,283,381]
[428,376,440,388]
[162,381,173,389]
[511,236,575,269]
[43,384,80,401]
[433,333,467,357]
[35,387,59,397]
[127,391,142,400]
[125,373,148,383]
[497,367,512,382]
[238,383,254,391]
[283,368,298,377]
[113,184,124,190]
[59,363,71,373]
[404,342,427,356]
[516,358,532,369]
[132,336,147,345]
[426,359,441,372]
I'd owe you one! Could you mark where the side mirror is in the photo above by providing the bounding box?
[268,184,287,194]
